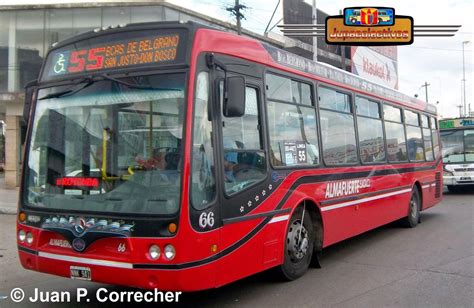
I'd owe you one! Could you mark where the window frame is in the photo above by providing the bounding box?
[265,72,314,106]
[355,95,387,165]
[430,116,440,159]
[190,69,218,211]
[404,109,425,162]
[421,112,435,161]
[219,78,268,198]
[264,70,321,170]
[382,102,409,163]
[383,103,403,123]
[317,84,360,167]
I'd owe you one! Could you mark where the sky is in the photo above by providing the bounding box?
[2,0,473,118]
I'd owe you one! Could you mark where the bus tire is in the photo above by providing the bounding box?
[402,187,421,228]
[274,207,314,281]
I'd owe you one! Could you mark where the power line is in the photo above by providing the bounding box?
[403,46,473,52]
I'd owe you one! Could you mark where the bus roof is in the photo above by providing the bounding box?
[40,21,437,115]
[257,43,437,115]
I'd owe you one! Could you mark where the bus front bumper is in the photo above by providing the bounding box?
[18,248,216,292]
[443,175,474,186]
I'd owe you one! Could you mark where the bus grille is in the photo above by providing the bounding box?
[454,168,474,172]
[435,172,441,198]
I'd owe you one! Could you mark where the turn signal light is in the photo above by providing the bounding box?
[18,212,26,223]
[168,223,177,234]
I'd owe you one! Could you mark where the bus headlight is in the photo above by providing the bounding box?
[148,245,161,260]
[18,230,26,243]
[164,244,176,260]
[26,232,34,245]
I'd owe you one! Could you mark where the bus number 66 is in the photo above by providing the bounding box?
[199,211,215,228]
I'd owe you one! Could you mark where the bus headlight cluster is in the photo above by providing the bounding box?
[148,245,161,260]
[18,230,26,242]
[26,232,34,244]
[164,245,176,260]
[18,230,34,245]
[147,244,176,261]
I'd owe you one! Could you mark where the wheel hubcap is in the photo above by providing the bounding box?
[287,220,309,262]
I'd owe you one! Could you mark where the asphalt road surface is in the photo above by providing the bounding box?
[0,191,472,307]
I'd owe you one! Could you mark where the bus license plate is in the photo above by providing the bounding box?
[460,177,471,181]
[70,266,91,280]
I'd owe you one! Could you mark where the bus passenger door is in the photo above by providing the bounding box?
[215,72,273,285]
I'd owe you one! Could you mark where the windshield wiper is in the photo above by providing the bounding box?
[39,78,94,100]
[98,74,181,91]
[39,74,181,100]
[98,74,155,90]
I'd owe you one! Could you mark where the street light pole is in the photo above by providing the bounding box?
[462,41,470,117]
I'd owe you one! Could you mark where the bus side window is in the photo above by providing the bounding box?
[266,73,319,167]
[356,97,386,163]
[405,110,425,161]
[318,86,357,165]
[383,104,407,162]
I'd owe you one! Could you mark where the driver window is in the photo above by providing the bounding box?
[220,82,266,195]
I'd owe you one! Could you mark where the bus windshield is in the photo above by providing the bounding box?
[24,73,185,215]
[440,129,474,163]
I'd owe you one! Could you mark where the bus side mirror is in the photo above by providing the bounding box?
[21,80,38,144]
[224,76,245,117]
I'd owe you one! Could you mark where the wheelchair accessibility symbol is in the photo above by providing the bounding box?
[52,52,69,74]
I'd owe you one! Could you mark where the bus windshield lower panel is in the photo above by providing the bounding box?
[24,73,185,215]
[441,129,474,163]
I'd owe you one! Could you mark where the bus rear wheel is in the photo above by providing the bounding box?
[402,187,421,228]
[274,207,314,281]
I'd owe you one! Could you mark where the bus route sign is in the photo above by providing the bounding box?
[42,29,187,81]
[439,118,474,129]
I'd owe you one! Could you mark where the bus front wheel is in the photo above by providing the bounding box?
[402,188,421,228]
[274,207,314,281]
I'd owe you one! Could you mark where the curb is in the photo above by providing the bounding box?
[0,207,16,215]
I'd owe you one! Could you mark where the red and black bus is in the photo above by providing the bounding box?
[17,21,442,291]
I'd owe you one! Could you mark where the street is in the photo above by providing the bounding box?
[0,191,472,307]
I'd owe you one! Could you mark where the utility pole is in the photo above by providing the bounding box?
[421,82,430,103]
[462,41,470,117]
[339,9,345,70]
[227,0,247,35]
[312,0,318,61]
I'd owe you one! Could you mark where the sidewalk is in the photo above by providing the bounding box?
[0,174,18,215]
